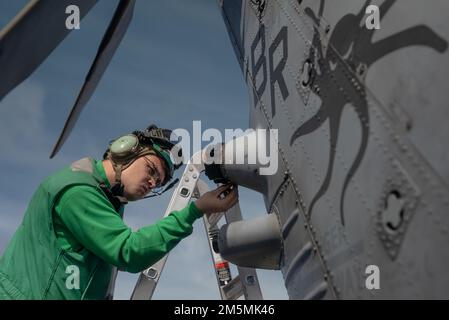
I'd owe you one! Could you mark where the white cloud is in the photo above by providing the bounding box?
[0,81,45,162]
[0,80,72,168]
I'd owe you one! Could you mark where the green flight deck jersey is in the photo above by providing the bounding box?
[0,158,202,299]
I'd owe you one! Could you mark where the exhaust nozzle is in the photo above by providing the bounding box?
[204,129,278,194]
[215,213,282,270]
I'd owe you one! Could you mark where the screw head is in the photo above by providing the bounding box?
[245,275,256,286]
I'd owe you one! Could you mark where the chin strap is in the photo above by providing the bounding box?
[113,163,123,184]
[99,182,128,212]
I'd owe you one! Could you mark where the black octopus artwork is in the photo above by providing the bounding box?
[289,0,448,225]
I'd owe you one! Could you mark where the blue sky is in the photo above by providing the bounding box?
[0,0,288,299]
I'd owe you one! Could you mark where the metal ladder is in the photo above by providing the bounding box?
[128,150,263,300]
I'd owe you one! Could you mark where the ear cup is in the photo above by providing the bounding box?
[110,134,139,164]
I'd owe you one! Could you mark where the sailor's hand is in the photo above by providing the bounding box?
[194,184,239,215]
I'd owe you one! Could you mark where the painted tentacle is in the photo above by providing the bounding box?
[339,103,370,225]
[308,113,343,218]
[290,107,328,145]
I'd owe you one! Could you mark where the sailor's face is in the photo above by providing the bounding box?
[121,155,166,201]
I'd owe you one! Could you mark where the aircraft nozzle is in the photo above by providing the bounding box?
[204,129,278,194]
[215,213,282,270]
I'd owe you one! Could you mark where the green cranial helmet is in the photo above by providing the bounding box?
[104,124,183,187]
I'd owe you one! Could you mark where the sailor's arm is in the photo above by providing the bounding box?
[55,185,203,273]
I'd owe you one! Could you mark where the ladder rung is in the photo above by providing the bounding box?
[222,275,244,300]
[207,211,225,227]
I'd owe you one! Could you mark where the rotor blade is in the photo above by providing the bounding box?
[50,0,136,159]
[0,0,98,100]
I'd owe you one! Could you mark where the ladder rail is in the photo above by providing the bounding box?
[130,151,205,300]
[198,179,263,300]
[129,150,263,300]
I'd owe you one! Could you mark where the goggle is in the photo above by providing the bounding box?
[142,156,179,199]
[143,157,164,192]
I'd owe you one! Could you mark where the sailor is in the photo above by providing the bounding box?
[0,124,238,299]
